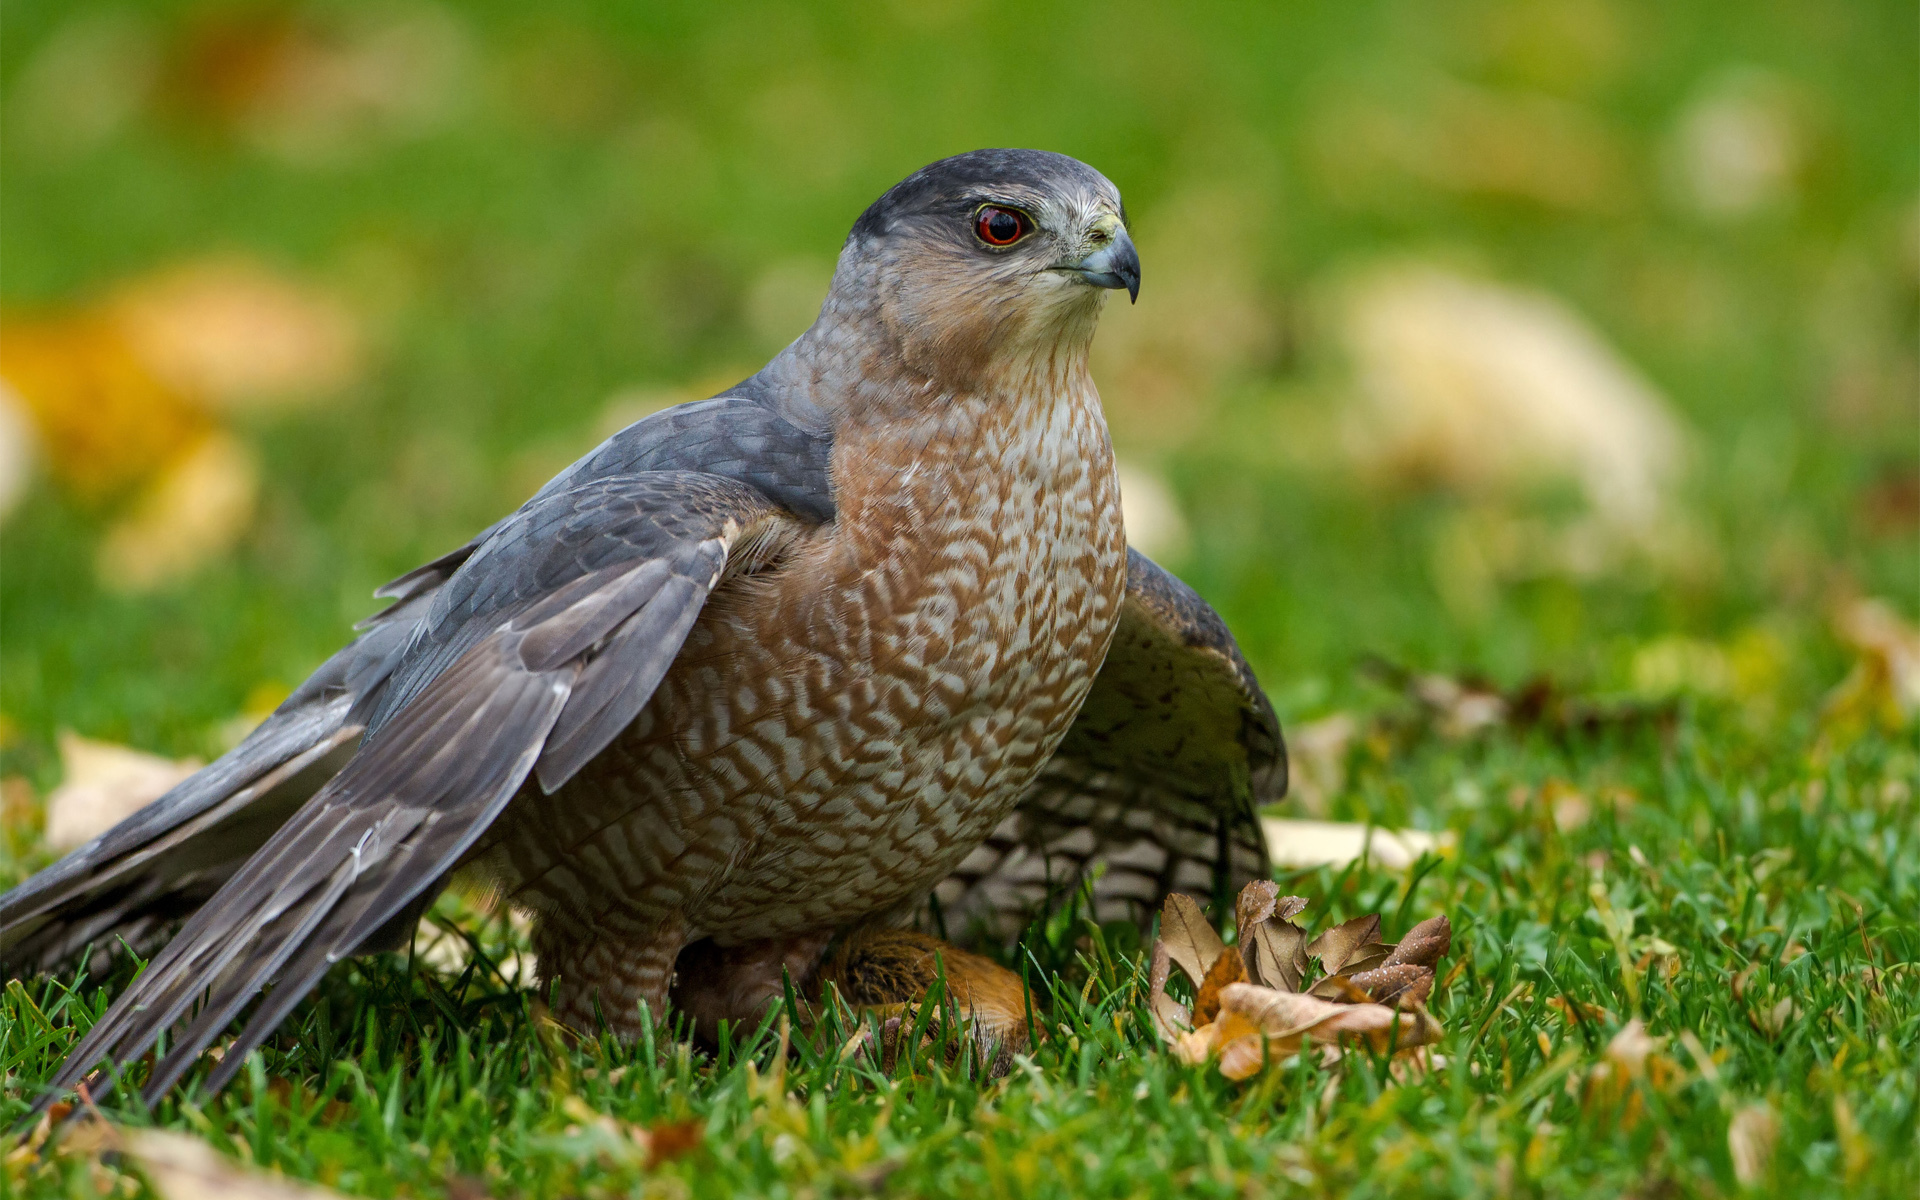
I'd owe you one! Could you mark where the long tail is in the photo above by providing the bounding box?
[0,583,437,978]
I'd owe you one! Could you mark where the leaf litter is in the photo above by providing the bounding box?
[1148,885,1450,1080]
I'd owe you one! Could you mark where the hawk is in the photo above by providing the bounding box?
[4,150,1285,1103]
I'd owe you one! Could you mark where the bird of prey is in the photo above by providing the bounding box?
[3,149,1284,1105]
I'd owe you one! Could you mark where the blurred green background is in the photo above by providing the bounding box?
[0,0,1914,804]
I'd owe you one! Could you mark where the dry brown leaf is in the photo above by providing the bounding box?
[1243,910,1308,993]
[1158,892,1225,987]
[1154,881,1453,1080]
[1306,974,1376,1003]
[1385,916,1454,968]
[1306,914,1383,975]
[1192,945,1246,1025]
[45,731,203,850]
[1339,945,1398,976]
[1235,880,1280,930]
[1334,261,1686,531]
[1145,939,1191,1045]
[1235,881,1308,992]
[1345,963,1435,1009]
[1223,982,1443,1054]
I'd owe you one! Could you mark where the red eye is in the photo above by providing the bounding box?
[974,205,1031,246]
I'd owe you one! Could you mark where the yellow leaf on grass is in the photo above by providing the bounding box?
[96,431,259,591]
[0,315,211,502]
[107,257,361,411]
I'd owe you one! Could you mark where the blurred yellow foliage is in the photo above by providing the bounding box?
[0,315,212,504]
[0,256,359,589]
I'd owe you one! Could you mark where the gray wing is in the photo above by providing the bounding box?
[33,469,806,1109]
[932,549,1284,942]
[0,394,833,982]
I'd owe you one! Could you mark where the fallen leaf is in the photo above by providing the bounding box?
[1727,1103,1779,1188]
[1192,945,1246,1025]
[1306,914,1383,975]
[1171,1021,1219,1066]
[1824,597,1920,730]
[1221,981,1442,1055]
[108,257,362,411]
[1262,818,1450,870]
[644,1119,705,1168]
[1157,892,1225,987]
[45,731,203,851]
[1235,880,1279,929]
[1211,1010,1272,1081]
[0,314,211,502]
[1335,261,1686,531]
[123,1128,353,1199]
[1342,963,1434,1009]
[1237,884,1309,992]
[1385,916,1453,968]
[1306,973,1376,1003]
[96,430,259,591]
[1153,882,1454,1080]
[1145,939,1191,1045]
[0,255,360,578]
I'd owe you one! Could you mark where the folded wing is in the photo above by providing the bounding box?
[29,470,801,1109]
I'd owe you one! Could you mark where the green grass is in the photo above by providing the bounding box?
[2,0,1916,1195]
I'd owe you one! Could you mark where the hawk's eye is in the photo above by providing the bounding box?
[974,205,1032,247]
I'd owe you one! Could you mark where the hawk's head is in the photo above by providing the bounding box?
[830,149,1139,386]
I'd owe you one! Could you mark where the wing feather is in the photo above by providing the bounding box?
[25,470,800,1112]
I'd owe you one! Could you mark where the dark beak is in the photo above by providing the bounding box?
[1064,223,1141,303]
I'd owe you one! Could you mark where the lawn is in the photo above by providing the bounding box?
[2,1,1915,1196]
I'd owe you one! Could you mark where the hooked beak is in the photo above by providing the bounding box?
[1057,216,1141,303]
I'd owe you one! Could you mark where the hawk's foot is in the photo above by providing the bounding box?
[817,928,1033,1074]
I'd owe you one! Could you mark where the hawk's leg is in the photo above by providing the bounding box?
[669,932,835,1043]
[818,928,1033,1068]
[534,914,686,1039]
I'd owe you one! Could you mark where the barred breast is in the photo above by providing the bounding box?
[469,372,1126,954]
